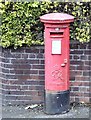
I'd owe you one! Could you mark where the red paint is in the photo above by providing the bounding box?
[40,13,74,91]
[40,13,74,23]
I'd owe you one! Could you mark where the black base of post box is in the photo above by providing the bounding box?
[44,90,70,115]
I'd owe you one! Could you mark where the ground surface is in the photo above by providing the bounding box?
[2,104,90,119]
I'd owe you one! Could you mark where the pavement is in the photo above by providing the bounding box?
[2,104,90,119]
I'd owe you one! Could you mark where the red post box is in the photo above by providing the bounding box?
[40,13,74,114]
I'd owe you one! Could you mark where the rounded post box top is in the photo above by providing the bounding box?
[40,13,74,23]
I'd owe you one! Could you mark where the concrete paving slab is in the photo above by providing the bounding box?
[2,104,90,119]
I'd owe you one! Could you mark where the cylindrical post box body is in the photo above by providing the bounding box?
[40,13,74,114]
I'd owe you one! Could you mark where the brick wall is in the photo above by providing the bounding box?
[1,46,45,105]
[0,41,91,106]
[70,42,91,103]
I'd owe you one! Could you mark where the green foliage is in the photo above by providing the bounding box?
[70,2,90,43]
[0,2,90,49]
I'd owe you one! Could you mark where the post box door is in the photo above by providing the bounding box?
[45,27,70,91]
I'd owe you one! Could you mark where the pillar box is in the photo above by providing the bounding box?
[40,13,74,114]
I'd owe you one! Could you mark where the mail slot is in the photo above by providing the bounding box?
[50,31,64,38]
[40,13,74,114]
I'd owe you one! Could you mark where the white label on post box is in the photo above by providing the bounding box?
[52,40,61,54]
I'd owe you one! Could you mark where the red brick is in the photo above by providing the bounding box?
[70,55,73,59]
[85,50,91,55]
[36,86,44,91]
[70,71,76,77]
[75,76,89,81]
[11,48,24,52]
[12,54,21,58]
[88,56,91,60]
[29,54,36,58]
[82,82,89,86]
[2,68,9,73]
[80,55,87,60]
[83,71,90,76]
[71,87,79,91]
[25,48,39,53]
[77,66,90,70]
[12,59,33,64]
[6,75,17,79]
[79,44,87,49]
[4,64,13,68]
[70,44,79,49]
[70,82,82,86]
[70,61,84,65]
[84,61,89,65]
[70,77,75,81]
[28,85,44,91]
[70,66,76,70]
[29,60,39,64]
[20,86,28,90]
[31,95,42,102]
[23,70,38,74]
[16,96,32,100]
[2,58,10,63]
[17,75,30,80]
[30,75,39,80]
[84,93,89,97]
[5,95,18,100]
[74,55,80,59]
[8,90,24,95]
[22,54,28,58]
[28,86,36,90]
[39,70,45,75]
[10,70,23,74]
[39,48,44,53]
[79,87,88,92]
[70,97,75,102]
[24,91,38,95]
[13,65,31,69]
[79,97,90,103]
[75,98,79,102]
[5,85,20,90]
[70,50,83,54]
[40,60,45,64]
[37,53,43,58]
[38,91,44,96]
[32,65,44,69]
[88,43,91,49]
[75,71,83,76]
[74,92,84,97]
